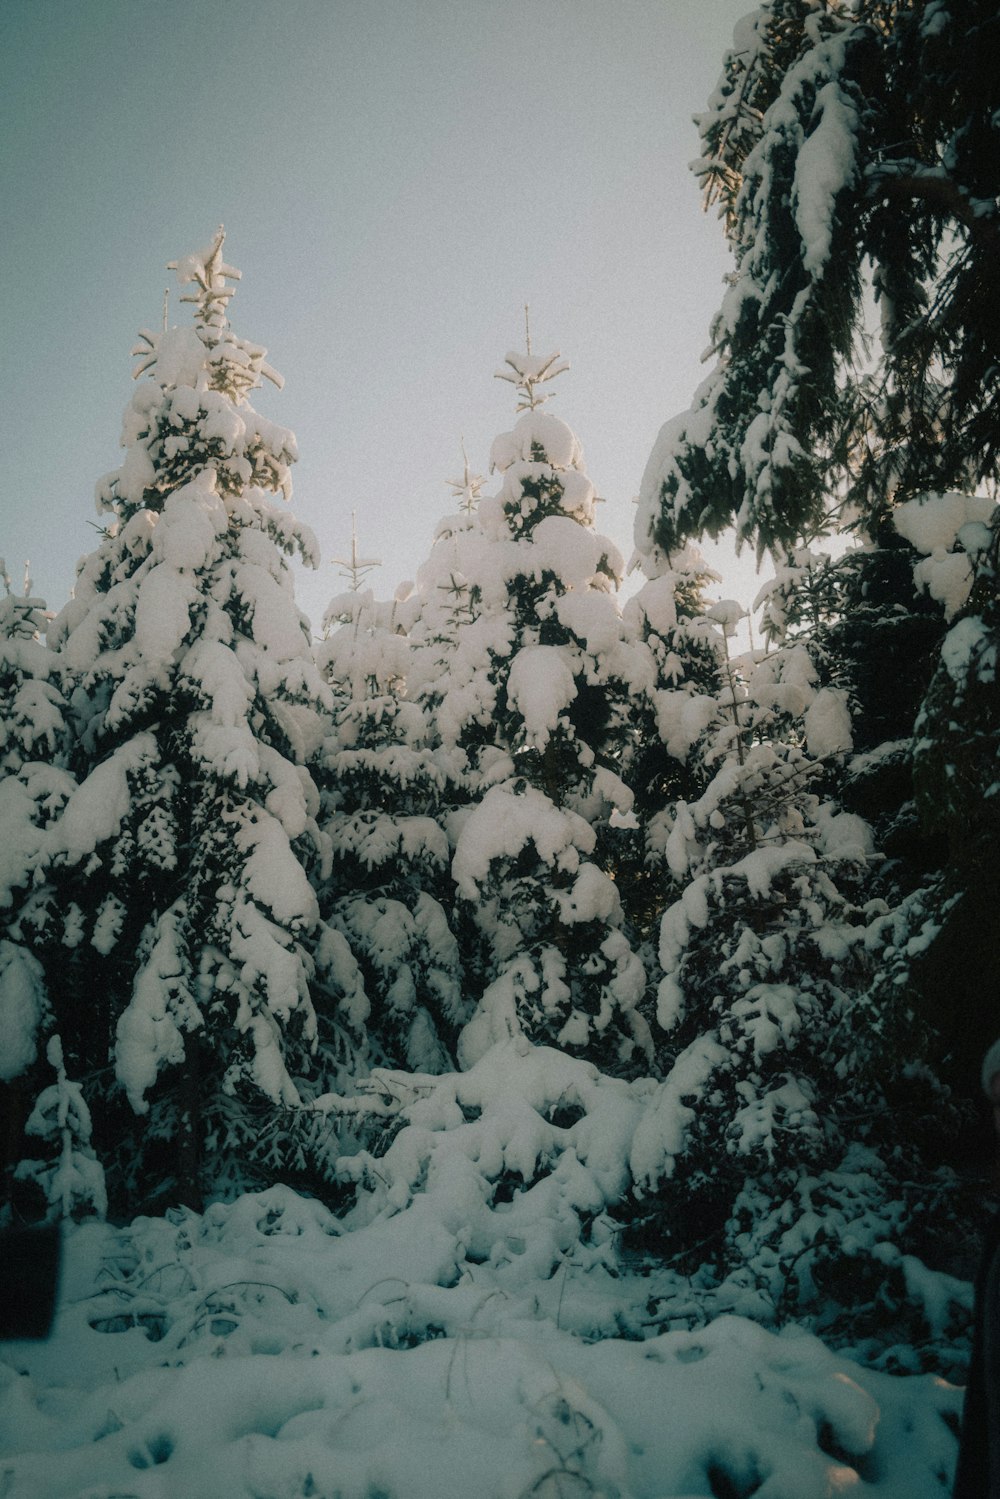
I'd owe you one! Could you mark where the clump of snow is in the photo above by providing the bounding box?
[45,734,161,863]
[631,1036,729,1184]
[803,685,853,757]
[793,81,859,275]
[894,492,995,555]
[0,941,47,1081]
[731,838,817,898]
[115,907,202,1111]
[939,615,996,684]
[490,410,583,474]
[452,785,594,900]
[894,492,997,618]
[705,597,746,636]
[813,805,874,860]
[506,645,578,747]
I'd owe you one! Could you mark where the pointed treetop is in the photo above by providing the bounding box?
[331,512,381,591]
[130,229,283,394]
[167,225,241,332]
[495,308,569,412]
[446,443,485,514]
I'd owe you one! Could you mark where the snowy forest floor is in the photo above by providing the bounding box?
[0,1183,964,1499]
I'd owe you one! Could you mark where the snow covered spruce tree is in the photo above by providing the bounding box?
[33,231,343,1211]
[744,502,997,1119]
[407,347,654,1077]
[315,520,466,1076]
[0,569,80,1211]
[641,0,1000,554]
[864,491,1000,1101]
[636,0,1000,1106]
[614,545,729,955]
[617,0,999,1318]
[617,573,894,1300]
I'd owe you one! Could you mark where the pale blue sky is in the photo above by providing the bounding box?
[1,0,754,631]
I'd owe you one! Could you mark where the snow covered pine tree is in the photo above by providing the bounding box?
[635,0,1000,1095]
[31,230,340,1211]
[0,568,80,1213]
[623,0,1000,1327]
[407,342,653,1077]
[316,519,466,1078]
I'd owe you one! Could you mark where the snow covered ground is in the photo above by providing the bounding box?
[0,1181,963,1499]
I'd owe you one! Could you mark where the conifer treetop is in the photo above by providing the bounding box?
[495,308,569,412]
[331,512,381,592]
[168,225,241,333]
[131,227,283,398]
[0,557,39,615]
[446,444,485,514]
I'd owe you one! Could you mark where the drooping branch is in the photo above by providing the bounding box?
[868,166,1000,251]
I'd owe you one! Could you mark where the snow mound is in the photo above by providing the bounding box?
[0,1179,964,1499]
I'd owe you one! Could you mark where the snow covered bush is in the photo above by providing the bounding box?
[15,1034,107,1221]
[0,1177,968,1498]
[326,1039,644,1293]
[316,1030,971,1374]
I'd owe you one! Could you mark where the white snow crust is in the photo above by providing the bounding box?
[0,1104,967,1498]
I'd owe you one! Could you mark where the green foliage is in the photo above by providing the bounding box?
[641,0,1000,558]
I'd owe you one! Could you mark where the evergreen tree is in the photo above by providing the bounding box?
[619,575,953,1320]
[637,0,1000,1112]
[638,0,1000,557]
[0,569,78,1209]
[316,519,466,1075]
[407,346,653,1076]
[15,1034,107,1222]
[747,494,999,1117]
[615,546,731,950]
[35,230,344,1210]
[861,492,1000,1098]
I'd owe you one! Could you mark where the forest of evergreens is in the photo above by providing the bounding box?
[2,0,998,1374]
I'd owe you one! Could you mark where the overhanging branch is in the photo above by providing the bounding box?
[868,166,1000,251]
